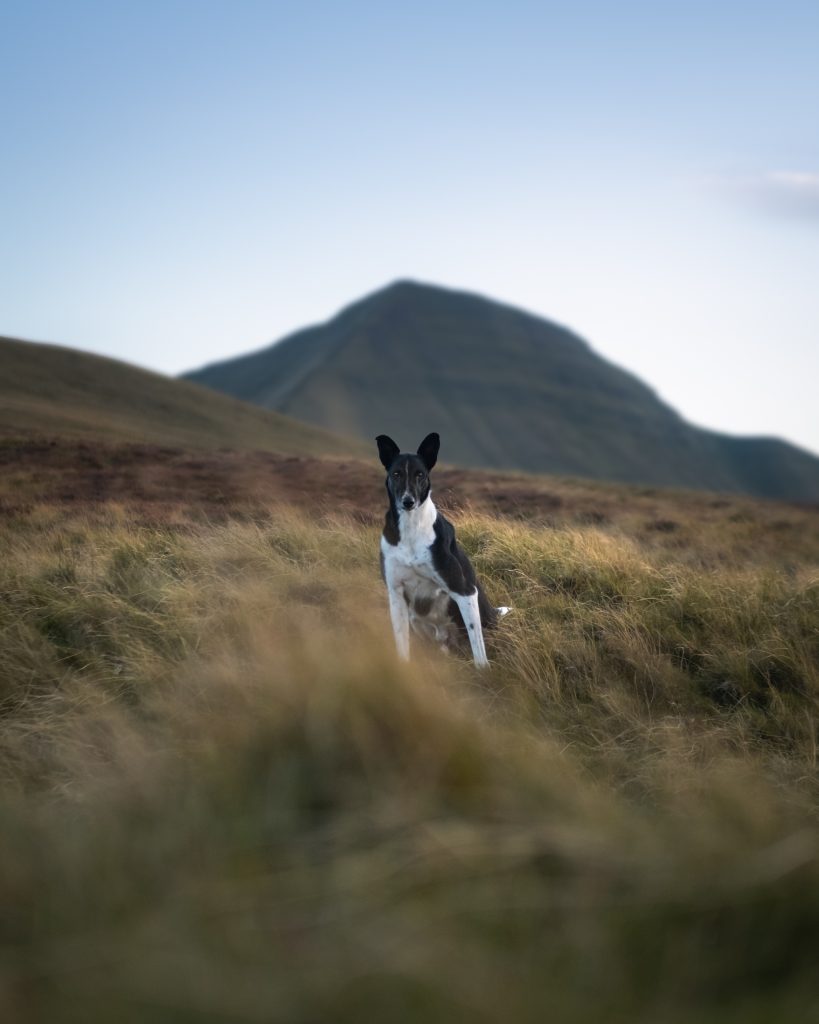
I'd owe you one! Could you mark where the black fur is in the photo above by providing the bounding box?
[431,513,498,630]
[376,434,400,469]
[416,432,439,471]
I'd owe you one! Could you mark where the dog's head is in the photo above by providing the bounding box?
[375,432,439,512]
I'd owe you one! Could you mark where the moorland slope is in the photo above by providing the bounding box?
[0,335,363,456]
[1,438,818,1022]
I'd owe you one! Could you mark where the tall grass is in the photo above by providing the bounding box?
[1,501,818,1022]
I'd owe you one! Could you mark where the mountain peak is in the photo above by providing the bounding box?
[183,283,819,501]
[352,278,493,314]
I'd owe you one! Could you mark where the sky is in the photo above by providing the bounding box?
[1,0,818,454]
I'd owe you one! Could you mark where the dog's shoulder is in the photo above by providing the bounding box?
[431,509,456,550]
[430,509,478,590]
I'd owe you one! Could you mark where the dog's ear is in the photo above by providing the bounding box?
[376,434,400,469]
[416,432,440,471]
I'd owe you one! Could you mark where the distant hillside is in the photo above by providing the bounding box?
[0,336,362,457]
[184,280,819,501]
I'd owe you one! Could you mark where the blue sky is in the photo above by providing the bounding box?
[2,1,818,453]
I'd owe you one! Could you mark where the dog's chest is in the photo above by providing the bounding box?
[381,502,441,588]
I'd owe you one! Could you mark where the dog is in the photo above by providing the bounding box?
[376,432,508,668]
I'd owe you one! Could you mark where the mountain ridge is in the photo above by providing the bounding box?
[189,280,680,418]
[183,280,819,502]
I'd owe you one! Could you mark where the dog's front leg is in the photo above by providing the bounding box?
[452,589,489,668]
[386,584,411,661]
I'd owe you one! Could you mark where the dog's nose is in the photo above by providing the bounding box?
[402,496,415,510]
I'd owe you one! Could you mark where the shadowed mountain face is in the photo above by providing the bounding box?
[184,281,819,501]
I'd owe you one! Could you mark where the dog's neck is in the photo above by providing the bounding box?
[395,492,437,544]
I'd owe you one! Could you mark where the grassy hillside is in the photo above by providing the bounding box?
[1,444,818,1021]
[0,335,363,456]
[184,280,819,501]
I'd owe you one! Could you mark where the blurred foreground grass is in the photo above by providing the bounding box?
[1,499,818,1022]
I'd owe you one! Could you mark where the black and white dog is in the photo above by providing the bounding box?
[377,432,508,668]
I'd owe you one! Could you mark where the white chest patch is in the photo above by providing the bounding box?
[381,496,438,585]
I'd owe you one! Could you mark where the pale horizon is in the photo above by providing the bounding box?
[2,1,818,456]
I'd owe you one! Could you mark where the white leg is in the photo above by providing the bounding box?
[387,585,410,661]
[453,590,488,668]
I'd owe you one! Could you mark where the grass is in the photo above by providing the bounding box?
[1,456,818,1022]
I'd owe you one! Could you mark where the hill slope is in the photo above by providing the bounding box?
[184,281,819,501]
[0,335,362,456]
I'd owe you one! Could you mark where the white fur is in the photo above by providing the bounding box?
[381,493,489,668]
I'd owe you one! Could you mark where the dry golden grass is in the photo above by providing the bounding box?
[1,478,818,1022]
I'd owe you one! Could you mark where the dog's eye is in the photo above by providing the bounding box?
[416,471,424,480]
[392,471,400,479]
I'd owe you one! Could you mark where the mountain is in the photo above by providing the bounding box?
[0,335,362,457]
[183,280,819,501]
